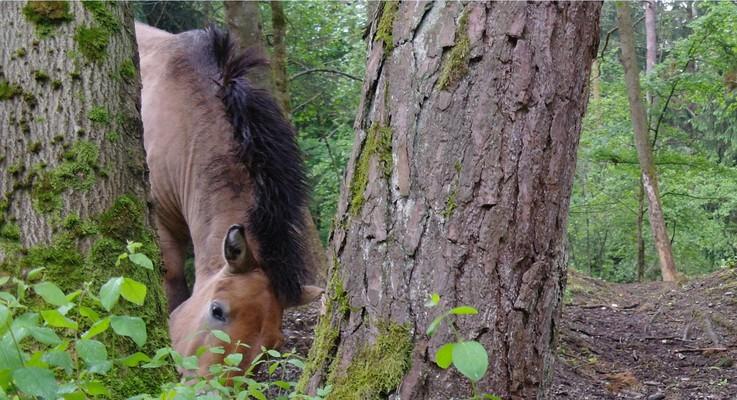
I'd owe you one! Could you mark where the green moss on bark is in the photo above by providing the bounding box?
[22,1,72,37]
[88,106,110,124]
[0,80,22,101]
[32,140,101,213]
[349,123,393,215]
[118,60,136,81]
[74,25,110,62]
[296,263,351,392]
[376,1,399,53]
[326,322,412,400]
[436,11,471,90]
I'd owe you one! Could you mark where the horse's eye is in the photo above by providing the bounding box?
[210,302,226,322]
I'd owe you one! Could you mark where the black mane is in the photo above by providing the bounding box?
[205,27,310,306]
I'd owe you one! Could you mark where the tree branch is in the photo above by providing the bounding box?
[600,15,646,58]
[290,68,362,82]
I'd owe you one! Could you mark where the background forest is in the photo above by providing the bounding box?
[569,1,737,282]
[134,1,737,284]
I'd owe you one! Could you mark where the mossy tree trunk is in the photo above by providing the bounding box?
[0,1,175,396]
[300,2,601,399]
[224,1,328,283]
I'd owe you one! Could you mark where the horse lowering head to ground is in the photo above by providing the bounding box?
[135,22,322,375]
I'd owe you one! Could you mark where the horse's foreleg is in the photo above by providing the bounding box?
[158,226,189,312]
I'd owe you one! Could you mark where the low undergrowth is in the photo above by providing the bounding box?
[0,242,331,400]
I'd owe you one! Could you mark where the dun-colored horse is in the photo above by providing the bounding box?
[136,22,321,375]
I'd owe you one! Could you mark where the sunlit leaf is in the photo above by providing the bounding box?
[451,340,488,382]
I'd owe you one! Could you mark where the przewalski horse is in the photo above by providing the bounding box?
[135,22,322,375]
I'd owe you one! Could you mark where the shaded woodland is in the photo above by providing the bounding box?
[0,1,736,399]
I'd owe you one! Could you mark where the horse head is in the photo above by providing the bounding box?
[169,224,322,375]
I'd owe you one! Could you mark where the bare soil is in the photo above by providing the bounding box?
[552,269,737,399]
[280,269,737,399]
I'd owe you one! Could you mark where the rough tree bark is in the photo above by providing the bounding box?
[0,2,174,396]
[616,1,677,282]
[299,2,601,399]
[224,1,273,91]
[270,1,291,116]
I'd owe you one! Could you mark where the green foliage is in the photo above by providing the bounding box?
[0,244,152,399]
[568,1,737,282]
[425,294,498,399]
[22,1,72,37]
[74,25,110,62]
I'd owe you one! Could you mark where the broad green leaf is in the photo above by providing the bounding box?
[434,342,455,369]
[63,392,86,400]
[126,241,143,254]
[40,310,77,330]
[451,340,488,382]
[78,306,100,322]
[266,349,281,358]
[12,367,58,399]
[211,329,231,343]
[82,380,110,397]
[248,386,267,400]
[43,350,74,374]
[180,355,198,370]
[30,327,62,345]
[224,353,243,366]
[65,289,82,302]
[75,339,111,374]
[426,314,446,337]
[82,317,110,340]
[287,358,305,370]
[128,253,153,270]
[0,305,9,328]
[111,315,147,347]
[119,352,151,367]
[26,267,45,281]
[120,278,147,305]
[209,346,225,354]
[33,282,69,306]
[449,306,478,315]
[99,277,123,311]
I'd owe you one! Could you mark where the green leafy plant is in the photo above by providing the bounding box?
[425,294,500,400]
[0,241,153,399]
[0,240,331,400]
[132,337,331,400]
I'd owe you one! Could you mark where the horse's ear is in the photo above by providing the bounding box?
[290,285,323,307]
[223,224,254,273]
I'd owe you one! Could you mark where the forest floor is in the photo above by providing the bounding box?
[552,268,737,399]
[281,268,737,399]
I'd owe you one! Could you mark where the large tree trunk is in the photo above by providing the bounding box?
[0,2,174,396]
[616,1,677,282]
[637,178,647,281]
[299,2,601,399]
